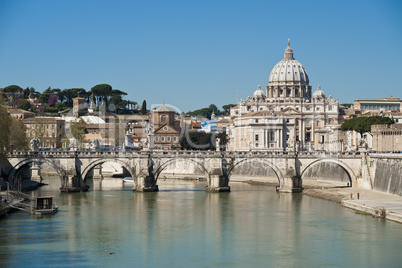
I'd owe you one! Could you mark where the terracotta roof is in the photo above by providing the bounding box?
[23,117,64,123]
[154,104,175,112]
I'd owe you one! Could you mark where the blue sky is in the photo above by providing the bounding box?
[0,0,401,112]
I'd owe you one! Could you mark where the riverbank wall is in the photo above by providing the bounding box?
[368,154,402,194]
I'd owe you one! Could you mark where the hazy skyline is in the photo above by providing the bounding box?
[0,0,401,112]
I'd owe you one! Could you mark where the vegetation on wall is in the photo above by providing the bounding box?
[179,131,228,150]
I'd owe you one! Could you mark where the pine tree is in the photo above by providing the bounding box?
[141,100,147,115]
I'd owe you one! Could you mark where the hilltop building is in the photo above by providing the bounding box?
[73,97,85,117]
[229,42,340,152]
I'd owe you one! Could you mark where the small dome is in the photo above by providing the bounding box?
[312,84,326,98]
[253,85,265,98]
[268,41,309,84]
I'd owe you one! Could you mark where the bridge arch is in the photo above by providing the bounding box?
[300,158,356,186]
[81,158,135,181]
[227,157,285,186]
[7,158,66,184]
[153,157,209,182]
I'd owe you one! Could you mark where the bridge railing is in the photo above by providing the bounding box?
[9,149,371,158]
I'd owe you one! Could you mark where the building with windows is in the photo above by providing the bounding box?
[73,97,85,117]
[354,97,402,113]
[24,117,65,148]
[229,111,295,151]
[151,103,181,150]
[201,119,217,133]
[229,42,340,151]
[7,108,35,120]
[371,124,402,152]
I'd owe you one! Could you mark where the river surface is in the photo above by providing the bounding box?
[1,178,402,267]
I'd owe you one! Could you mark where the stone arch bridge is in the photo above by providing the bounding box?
[4,150,366,193]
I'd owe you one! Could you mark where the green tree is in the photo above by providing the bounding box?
[0,105,12,161]
[38,87,52,104]
[222,104,236,115]
[23,87,30,99]
[17,99,32,111]
[216,132,228,150]
[141,100,147,114]
[187,104,222,119]
[71,119,87,145]
[59,88,87,107]
[91,84,112,107]
[179,131,214,150]
[2,85,23,93]
[10,118,29,151]
[341,116,394,136]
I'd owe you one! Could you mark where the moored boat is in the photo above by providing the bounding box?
[32,196,58,215]
[123,177,134,183]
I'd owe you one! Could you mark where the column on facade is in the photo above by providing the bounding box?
[298,119,302,144]
[301,118,305,146]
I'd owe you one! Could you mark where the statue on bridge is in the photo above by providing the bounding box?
[215,137,220,152]
[30,138,40,151]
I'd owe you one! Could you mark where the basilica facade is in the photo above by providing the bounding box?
[229,42,340,152]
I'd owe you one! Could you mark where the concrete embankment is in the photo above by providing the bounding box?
[302,179,402,224]
[0,204,14,219]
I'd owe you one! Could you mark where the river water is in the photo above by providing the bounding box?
[1,178,402,267]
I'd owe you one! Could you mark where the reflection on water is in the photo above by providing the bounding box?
[1,179,402,267]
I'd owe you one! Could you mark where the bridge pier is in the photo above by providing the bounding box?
[133,176,159,192]
[30,161,42,183]
[60,175,89,192]
[277,175,303,193]
[91,165,103,190]
[206,168,230,192]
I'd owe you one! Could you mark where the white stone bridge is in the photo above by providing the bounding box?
[3,149,372,193]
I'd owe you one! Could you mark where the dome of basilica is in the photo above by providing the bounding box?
[312,84,326,98]
[253,85,265,98]
[268,42,309,84]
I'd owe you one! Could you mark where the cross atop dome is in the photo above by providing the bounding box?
[284,39,294,60]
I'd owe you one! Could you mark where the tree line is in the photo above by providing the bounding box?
[1,84,147,115]
[186,104,236,119]
[341,115,394,135]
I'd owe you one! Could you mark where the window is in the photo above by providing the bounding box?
[255,134,259,141]
[306,132,311,141]
[269,131,274,142]
[255,119,259,123]
[167,136,171,142]
[161,136,165,142]
[173,137,177,142]
[155,137,159,142]
[161,115,166,123]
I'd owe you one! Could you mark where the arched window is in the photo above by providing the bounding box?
[161,115,166,123]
